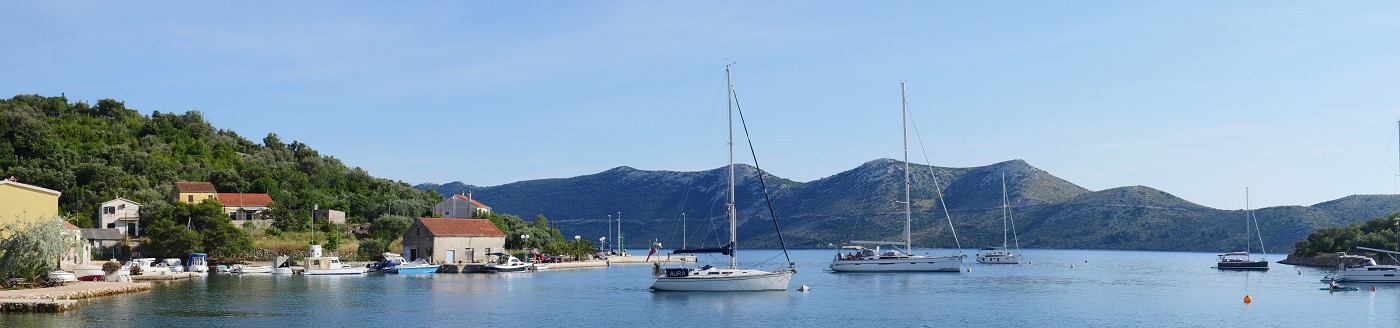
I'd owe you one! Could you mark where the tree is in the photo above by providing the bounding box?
[139,199,252,259]
[0,216,82,282]
[370,215,412,241]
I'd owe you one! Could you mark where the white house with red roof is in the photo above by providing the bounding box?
[402,218,505,263]
[431,191,492,218]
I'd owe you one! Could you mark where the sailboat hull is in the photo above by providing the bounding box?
[651,269,793,291]
[830,256,962,272]
[976,254,1020,264]
[1216,260,1269,270]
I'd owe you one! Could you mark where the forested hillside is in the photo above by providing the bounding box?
[0,95,441,228]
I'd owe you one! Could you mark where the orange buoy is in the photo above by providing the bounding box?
[1243,295,1252,304]
[1371,286,1377,292]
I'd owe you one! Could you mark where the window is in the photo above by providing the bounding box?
[103,206,115,214]
[187,195,193,202]
[208,195,214,200]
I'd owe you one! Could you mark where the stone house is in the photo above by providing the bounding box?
[401,218,505,264]
[431,191,492,218]
[312,208,346,225]
[98,197,141,237]
[218,193,274,221]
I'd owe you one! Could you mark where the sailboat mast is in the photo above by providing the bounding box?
[1001,173,1009,249]
[1250,188,1267,261]
[727,65,738,269]
[902,81,912,253]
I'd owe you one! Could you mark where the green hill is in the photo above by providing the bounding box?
[0,95,440,228]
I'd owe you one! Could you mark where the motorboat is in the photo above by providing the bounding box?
[302,245,366,275]
[386,258,440,274]
[374,252,406,273]
[1331,248,1400,283]
[230,264,271,274]
[487,253,531,272]
[132,258,171,276]
[270,256,294,274]
[160,258,186,273]
[73,263,107,281]
[47,271,77,284]
[214,265,232,273]
[186,253,209,273]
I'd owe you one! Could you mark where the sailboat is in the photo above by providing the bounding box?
[1215,188,1268,270]
[829,82,965,273]
[649,65,795,292]
[977,173,1021,264]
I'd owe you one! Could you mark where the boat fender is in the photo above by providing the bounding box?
[1243,295,1252,304]
[652,263,659,275]
[965,267,970,273]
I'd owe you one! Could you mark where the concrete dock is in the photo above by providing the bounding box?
[131,272,204,281]
[0,281,152,313]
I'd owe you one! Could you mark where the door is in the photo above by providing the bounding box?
[446,250,455,263]
[408,248,418,262]
[466,248,474,263]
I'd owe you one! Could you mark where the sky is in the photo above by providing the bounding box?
[5,1,1400,210]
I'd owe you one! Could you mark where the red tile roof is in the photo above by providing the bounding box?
[174,182,217,193]
[452,194,492,209]
[217,193,274,207]
[62,221,79,230]
[418,218,504,237]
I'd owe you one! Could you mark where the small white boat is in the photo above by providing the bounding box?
[160,258,185,273]
[270,256,294,274]
[73,263,106,281]
[132,258,171,276]
[47,271,77,284]
[214,265,232,273]
[385,258,440,274]
[487,253,531,272]
[302,245,366,275]
[230,264,271,274]
[977,174,1022,264]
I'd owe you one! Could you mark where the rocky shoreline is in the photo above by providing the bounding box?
[0,282,152,313]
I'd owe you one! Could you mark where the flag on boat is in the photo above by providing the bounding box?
[646,246,657,262]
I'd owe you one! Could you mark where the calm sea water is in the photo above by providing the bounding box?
[5,249,1396,327]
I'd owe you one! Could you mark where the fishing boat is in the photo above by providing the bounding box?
[829,81,964,273]
[386,258,440,274]
[161,258,186,273]
[977,173,1022,264]
[487,253,531,272]
[1215,188,1268,270]
[651,65,796,291]
[302,245,366,275]
[372,252,407,273]
[131,258,171,275]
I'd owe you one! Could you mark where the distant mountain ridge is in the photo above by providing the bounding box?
[416,159,1400,253]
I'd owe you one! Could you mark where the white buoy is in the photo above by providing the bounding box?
[798,285,810,292]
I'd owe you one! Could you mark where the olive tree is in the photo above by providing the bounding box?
[0,216,81,282]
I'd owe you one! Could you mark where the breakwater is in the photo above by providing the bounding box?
[0,282,152,313]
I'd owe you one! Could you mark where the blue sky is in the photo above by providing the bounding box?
[5,1,1400,210]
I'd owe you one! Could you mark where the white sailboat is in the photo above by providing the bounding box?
[829,81,964,273]
[650,65,795,291]
[1215,188,1268,270]
[977,173,1022,264]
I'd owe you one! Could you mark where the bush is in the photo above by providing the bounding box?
[357,238,388,259]
[265,226,283,237]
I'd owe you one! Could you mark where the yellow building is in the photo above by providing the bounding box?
[0,178,62,229]
[172,182,218,204]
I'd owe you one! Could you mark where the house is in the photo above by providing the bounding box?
[431,191,492,218]
[98,197,141,237]
[81,228,125,259]
[312,208,346,225]
[0,177,61,235]
[401,218,505,264]
[60,221,91,270]
[218,193,274,221]
[172,182,218,204]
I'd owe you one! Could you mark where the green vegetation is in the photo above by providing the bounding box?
[1291,212,1400,257]
[139,199,253,259]
[0,216,82,283]
[0,95,441,229]
[475,212,565,250]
